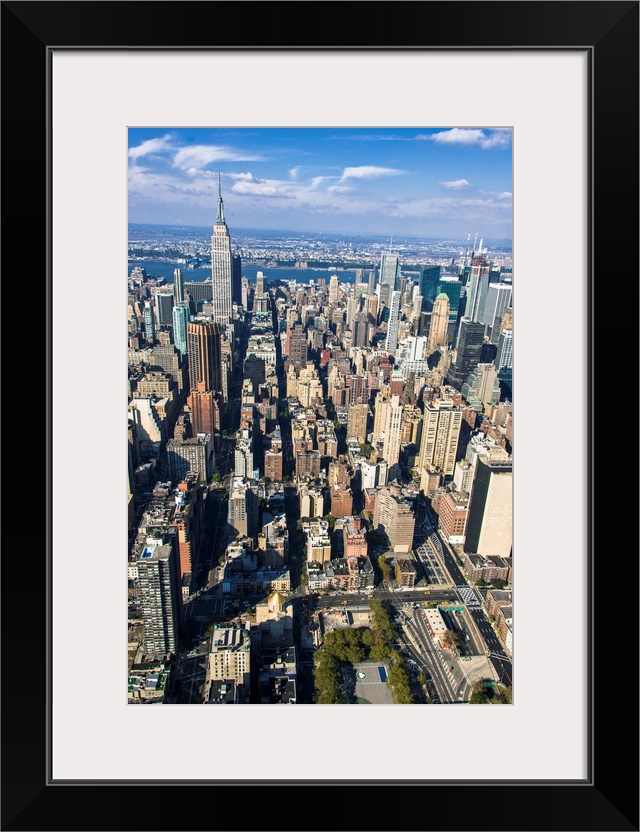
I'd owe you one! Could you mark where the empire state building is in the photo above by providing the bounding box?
[211,177,233,325]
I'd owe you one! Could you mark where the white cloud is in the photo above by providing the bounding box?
[227,172,256,182]
[309,176,332,190]
[480,190,513,200]
[419,128,512,150]
[128,135,173,160]
[172,145,263,171]
[231,178,280,197]
[327,185,353,194]
[439,179,471,190]
[289,167,300,180]
[338,165,404,183]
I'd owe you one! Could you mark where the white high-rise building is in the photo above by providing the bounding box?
[466,253,491,323]
[380,252,400,290]
[328,274,340,305]
[481,283,512,333]
[385,290,402,354]
[496,328,513,371]
[417,399,462,476]
[210,178,233,326]
[382,394,403,466]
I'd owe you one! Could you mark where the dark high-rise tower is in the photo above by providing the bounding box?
[187,321,223,394]
[419,264,441,311]
[232,252,242,307]
[289,323,307,370]
[211,176,233,325]
[446,317,484,390]
[155,292,174,327]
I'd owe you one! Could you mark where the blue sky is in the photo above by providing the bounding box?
[128,127,512,240]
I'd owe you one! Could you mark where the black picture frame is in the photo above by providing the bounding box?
[2,2,638,831]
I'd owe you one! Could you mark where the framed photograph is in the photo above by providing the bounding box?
[3,2,637,830]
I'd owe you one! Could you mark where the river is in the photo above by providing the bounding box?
[128,260,363,286]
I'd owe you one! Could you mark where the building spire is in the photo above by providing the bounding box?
[216,172,225,224]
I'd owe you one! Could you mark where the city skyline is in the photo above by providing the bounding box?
[128,127,512,239]
[127,124,514,708]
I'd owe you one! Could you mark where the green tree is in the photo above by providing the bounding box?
[377,555,393,582]
[491,578,507,589]
[494,684,512,704]
[443,629,462,652]
[468,679,510,704]
[475,578,487,587]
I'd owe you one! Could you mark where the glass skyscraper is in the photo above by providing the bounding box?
[436,276,462,324]
[419,264,441,310]
[172,302,189,359]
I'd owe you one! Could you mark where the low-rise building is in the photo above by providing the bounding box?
[128,663,170,704]
[394,557,417,587]
[483,589,513,617]
[464,554,512,585]
[259,645,297,704]
[423,607,448,642]
[208,624,251,690]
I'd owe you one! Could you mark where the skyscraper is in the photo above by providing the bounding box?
[167,433,214,483]
[382,394,403,466]
[465,253,491,323]
[427,292,450,353]
[417,399,462,476]
[210,177,233,325]
[464,457,513,557]
[347,401,369,444]
[380,252,400,291]
[289,323,307,370]
[437,276,462,325]
[155,292,174,327]
[228,477,259,539]
[447,317,485,390]
[496,328,513,372]
[187,321,223,395]
[173,268,185,304]
[137,536,181,658]
[385,290,402,354]
[481,282,512,334]
[172,302,189,359]
[232,252,242,307]
[328,274,340,305]
[419,264,441,311]
[346,296,360,331]
[143,301,155,344]
[187,382,223,437]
